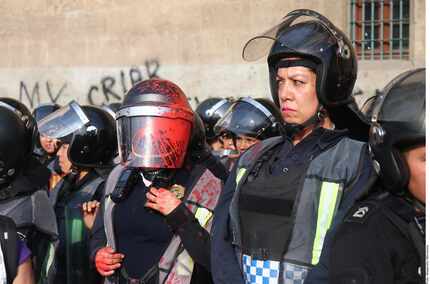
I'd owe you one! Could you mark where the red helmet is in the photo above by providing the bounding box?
[116,79,194,169]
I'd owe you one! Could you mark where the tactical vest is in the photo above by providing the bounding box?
[103,164,222,284]
[229,135,372,283]
[53,175,105,284]
[0,190,58,284]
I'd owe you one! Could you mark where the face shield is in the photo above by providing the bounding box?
[37,101,89,141]
[214,97,276,139]
[116,105,193,169]
[242,9,351,62]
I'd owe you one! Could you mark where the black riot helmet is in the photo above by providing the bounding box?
[369,68,425,194]
[0,97,37,154]
[32,103,61,123]
[195,98,234,141]
[0,102,29,185]
[38,102,117,168]
[68,106,117,168]
[214,97,282,140]
[242,9,368,140]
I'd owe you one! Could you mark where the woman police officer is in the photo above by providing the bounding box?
[211,9,375,284]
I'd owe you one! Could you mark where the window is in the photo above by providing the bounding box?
[350,0,410,60]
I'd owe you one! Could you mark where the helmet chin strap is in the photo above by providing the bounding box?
[282,105,325,139]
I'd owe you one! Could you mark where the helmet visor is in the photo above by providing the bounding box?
[214,98,274,138]
[242,9,347,62]
[117,115,192,169]
[370,68,426,146]
[37,101,89,139]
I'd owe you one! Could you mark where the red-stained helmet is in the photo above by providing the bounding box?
[116,79,194,169]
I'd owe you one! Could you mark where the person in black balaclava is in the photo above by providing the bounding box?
[89,78,225,284]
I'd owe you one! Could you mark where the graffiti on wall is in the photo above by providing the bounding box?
[18,59,162,108]
[17,59,201,108]
[19,81,67,108]
[87,59,161,105]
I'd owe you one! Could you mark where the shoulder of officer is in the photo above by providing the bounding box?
[344,191,391,225]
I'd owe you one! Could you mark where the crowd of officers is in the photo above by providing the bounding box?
[0,9,425,284]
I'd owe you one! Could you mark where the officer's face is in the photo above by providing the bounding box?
[57,143,73,174]
[219,133,235,151]
[235,135,259,154]
[209,138,224,152]
[276,66,319,125]
[404,144,425,204]
[40,135,60,154]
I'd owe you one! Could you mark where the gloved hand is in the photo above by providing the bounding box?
[145,187,182,215]
[95,247,124,276]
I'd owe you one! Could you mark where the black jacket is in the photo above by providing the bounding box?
[327,191,425,284]
[90,163,216,284]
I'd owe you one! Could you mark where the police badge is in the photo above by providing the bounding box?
[169,184,186,199]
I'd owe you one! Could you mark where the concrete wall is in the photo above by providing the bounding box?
[0,0,425,109]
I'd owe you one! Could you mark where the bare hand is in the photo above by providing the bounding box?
[145,187,181,215]
[95,247,124,276]
[82,200,100,230]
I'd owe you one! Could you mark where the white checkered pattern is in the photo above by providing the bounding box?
[282,262,310,284]
[242,254,280,284]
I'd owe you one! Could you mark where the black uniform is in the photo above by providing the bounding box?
[90,165,214,284]
[328,191,425,284]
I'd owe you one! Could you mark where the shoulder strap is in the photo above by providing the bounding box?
[0,215,18,283]
[103,164,125,252]
[237,136,284,169]
[235,136,284,188]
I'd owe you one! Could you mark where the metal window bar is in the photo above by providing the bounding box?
[362,0,366,59]
[399,0,403,59]
[390,0,393,59]
[351,0,356,45]
[351,0,409,60]
[380,0,384,59]
[371,1,375,59]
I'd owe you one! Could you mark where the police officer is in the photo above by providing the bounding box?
[0,98,52,190]
[213,97,282,155]
[0,101,57,284]
[32,103,61,166]
[196,97,235,155]
[89,78,223,284]
[38,102,117,284]
[324,68,425,284]
[211,9,375,284]
[32,103,64,191]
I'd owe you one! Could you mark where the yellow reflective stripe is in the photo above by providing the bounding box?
[236,168,247,187]
[175,207,213,277]
[176,250,194,276]
[44,243,55,278]
[195,207,213,227]
[312,182,340,265]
